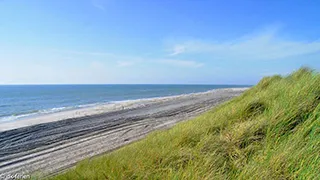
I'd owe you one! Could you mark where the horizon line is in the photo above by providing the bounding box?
[0,83,253,86]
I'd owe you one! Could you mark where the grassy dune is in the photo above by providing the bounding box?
[53,68,320,180]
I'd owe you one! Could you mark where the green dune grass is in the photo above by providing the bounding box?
[52,67,320,180]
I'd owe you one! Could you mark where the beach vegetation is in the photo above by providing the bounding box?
[52,67,320,180]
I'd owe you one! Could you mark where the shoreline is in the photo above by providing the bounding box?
[0,88,248,132]
[0,86,250,124]
[0,88,248,177]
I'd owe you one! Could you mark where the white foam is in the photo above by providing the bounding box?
[0,88,249,132]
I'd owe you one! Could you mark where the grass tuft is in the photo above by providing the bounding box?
[242,100,266,119]
[51,67,320,180]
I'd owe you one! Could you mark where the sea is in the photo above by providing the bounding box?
[0,85,249,123]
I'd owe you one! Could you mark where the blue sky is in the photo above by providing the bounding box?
[0,0,319,84]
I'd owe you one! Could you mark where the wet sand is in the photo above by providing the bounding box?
[0,88,247,177]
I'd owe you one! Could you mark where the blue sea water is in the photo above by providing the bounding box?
[0,85,249,122]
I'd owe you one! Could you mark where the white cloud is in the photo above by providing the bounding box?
[52,49,204,68]
[50,49,115,57]
[91,0,106,11]
[117,61,136,67]
[169,45,186,56]
[158,59,204,68]
[169,27,320,60]
[89,61,105,70]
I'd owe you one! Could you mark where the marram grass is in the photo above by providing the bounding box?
[52,68,320,180]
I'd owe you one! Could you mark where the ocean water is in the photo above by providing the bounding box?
[0,85,249,122]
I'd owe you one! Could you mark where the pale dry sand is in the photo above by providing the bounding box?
[0,88,247,178]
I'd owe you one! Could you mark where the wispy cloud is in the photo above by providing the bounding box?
[52,49,204,68]
[51,49,114,56]
[157,59,204,68]
[91,0,106,11]
[117,61,136,67]
[168,27,320,60]
[169,45,186,56]
[51,49,143,61]
[89,61,105,69]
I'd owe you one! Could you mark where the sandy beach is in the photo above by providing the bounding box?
[0,88,247,177]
